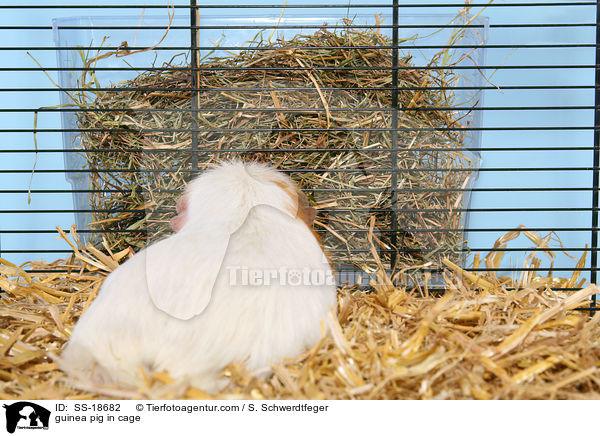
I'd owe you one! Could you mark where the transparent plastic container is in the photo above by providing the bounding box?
[53,15,193,237]
[53,13,488,277]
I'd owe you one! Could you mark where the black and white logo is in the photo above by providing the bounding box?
[2,402,50,433]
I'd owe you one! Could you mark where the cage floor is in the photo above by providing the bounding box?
[0,226,598,400]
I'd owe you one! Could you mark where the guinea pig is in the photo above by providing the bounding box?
[59,160,337,393]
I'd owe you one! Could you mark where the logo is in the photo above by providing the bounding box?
[2,402,50,433]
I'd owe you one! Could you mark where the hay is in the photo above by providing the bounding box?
[1,225,598,400]
[71,22,479,272]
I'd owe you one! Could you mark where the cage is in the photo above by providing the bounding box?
[1,0,600,401]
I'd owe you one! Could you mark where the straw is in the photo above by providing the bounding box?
[0,226,598,400]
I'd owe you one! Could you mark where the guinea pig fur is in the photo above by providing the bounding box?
[60,161,337,393]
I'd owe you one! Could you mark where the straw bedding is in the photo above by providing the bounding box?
[0,225,598,400]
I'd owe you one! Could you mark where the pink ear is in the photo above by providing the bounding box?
[176,196,188,214]
[170,215,185,232]
[170,196,188,232]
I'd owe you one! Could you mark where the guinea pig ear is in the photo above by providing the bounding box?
[169,195,188,232]
[144,230,230,320]
[296,189,317,228]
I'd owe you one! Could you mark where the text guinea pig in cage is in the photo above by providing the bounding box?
[0,0,599,402]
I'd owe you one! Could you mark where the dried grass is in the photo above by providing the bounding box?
[0,226,598,400]
[72,22,480,273]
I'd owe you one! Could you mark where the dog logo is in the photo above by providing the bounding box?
[2,402,50,433]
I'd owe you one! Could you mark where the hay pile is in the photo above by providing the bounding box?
[74,23,478,272]
[1,226,598,400]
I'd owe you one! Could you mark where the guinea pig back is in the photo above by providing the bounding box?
[60,160,337,393]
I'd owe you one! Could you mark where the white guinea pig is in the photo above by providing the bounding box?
[60,161,337,393]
